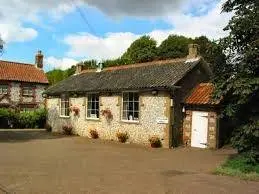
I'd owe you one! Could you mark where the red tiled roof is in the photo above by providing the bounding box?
[185,83,220,105]
[0,60,48,84]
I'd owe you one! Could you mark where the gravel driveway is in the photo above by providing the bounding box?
[0,129,258,194]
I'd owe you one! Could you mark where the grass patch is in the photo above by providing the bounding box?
[214,154,259,181]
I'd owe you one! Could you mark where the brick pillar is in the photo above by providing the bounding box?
[183,110,192,146]
[207,112,218,148]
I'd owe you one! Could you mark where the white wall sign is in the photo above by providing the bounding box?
[156,117,168,124]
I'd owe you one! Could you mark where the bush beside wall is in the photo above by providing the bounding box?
[0,108,47,129]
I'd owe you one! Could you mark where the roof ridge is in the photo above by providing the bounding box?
[80,58,187,74]
[0,59,35,66]
[104,58,186,71]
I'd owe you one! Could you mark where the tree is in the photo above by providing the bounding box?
[157,35,192,59]
[194,36,226,74]
[214,0,259,162]
[0,36,4,55]
[46,69,68,86]
[122,35,157,63]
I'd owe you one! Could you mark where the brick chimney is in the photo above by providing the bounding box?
[187,44,199,59]
[35,50,44,69]
[75,63,83,74]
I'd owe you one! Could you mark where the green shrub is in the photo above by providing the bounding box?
[222,155,259,173]
[215,154,259,181]
[18,108,47,129]
[231,120,259,164]
[0,108,18,128]
[0,108,47,129]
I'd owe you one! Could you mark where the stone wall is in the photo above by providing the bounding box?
[0,81,46,108]
[46,91,172,148]
[182,109,218,149]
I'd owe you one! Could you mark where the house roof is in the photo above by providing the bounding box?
[185,83,220,105]
[0,60,48,84]
[45,58,204,95]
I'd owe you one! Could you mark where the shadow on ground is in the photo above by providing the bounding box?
[0,129,67,143]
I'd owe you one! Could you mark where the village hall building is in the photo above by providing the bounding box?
[44,44,221,149]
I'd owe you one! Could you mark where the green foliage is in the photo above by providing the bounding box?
[224,154,259,173]
[158,35,192,59]
[47,69,69,86]
[0,108,47,129]
[213,0,259,161]
[18,108,47,128]
[103,57,132,67]
[194,36,226,74]
[0,108,18,128]
[122,35,157,63]
[231,120,259,163]
[215,154,259,181]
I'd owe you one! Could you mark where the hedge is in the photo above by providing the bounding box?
[0,108,47,129]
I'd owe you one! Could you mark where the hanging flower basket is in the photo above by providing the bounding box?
[70,106,80,116]
[101,109,113,121]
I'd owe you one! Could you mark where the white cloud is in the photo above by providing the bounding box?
[63,0,231,60]
[0,23,38,43]
[64,32,139,59]
[45,56,78,70]
[0,0,80,43]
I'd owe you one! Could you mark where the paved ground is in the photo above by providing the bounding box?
[0,129,258,194]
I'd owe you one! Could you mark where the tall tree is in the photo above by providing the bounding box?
[157,35,192,59]
[122,35,157,63]
[194,36,226,74]
[214,0,259,161]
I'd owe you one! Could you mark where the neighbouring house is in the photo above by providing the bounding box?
[44,44,222,148]
[0,51,49,111]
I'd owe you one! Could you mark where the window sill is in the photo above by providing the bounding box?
[86,117,100,121]
[60,115,70,119]
[121,120,140,124]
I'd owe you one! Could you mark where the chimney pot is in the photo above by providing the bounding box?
[187,44,199,59]
[35,50,44,69]
[76,63,83,74]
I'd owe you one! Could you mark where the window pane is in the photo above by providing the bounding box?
[134,102,139,111]
[128,101,133,111]
[129,93,134,101]
[122,92,139,121]
[133,111,139,120]
[134,93,139,101]
[87,94,99,118]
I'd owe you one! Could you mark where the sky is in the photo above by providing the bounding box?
[0,0,232,72]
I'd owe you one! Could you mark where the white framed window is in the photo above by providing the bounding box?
[122,92,139,121]
[0,85,8,95]
[23,86,34,96]
[87,94,99,119]
[60,96,70,117]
